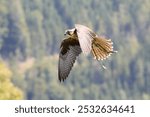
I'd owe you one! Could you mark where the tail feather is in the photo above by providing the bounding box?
[92,37,116,60]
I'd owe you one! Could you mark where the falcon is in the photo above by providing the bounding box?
[58,24,117,82]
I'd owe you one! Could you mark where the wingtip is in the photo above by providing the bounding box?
[75,24,86,28]
[75,24,82,28]
[75,24,79,27]
[59,78,64,83]
[59,78,62,82]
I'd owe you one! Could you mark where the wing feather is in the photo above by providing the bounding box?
[58,38,81,82]
[75,24,96,55]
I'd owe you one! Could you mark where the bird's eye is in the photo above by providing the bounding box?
[67,31,70,35]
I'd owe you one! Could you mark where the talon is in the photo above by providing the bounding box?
[102,65,107,69]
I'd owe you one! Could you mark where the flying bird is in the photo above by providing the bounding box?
[58,24,117,82]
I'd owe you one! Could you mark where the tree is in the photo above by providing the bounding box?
[0,61,23,99]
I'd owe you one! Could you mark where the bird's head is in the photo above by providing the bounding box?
[64,28,76,36]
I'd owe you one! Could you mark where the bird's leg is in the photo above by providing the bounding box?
[97,60,107,70]
[101,63,107,70]
[102,64,107,70]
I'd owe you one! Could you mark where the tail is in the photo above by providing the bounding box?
[91,36,117,60]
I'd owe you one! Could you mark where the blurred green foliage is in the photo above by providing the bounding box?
[0,0,150,99]
[0,60,23,99]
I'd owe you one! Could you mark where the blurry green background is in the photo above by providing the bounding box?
[0,0,150,100]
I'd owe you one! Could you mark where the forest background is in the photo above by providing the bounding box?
[0,0,150,100]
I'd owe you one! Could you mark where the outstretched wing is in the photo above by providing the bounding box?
[75,24,96,55]
[58,38,81,82]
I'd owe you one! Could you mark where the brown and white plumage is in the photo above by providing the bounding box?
[59,39,81,81]
[58,24,117,82]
